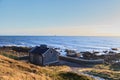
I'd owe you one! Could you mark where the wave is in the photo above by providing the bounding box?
[0,36,120,52]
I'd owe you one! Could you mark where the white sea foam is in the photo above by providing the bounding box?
[0,36,120,53]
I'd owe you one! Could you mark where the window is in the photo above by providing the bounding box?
[51,51,52,53]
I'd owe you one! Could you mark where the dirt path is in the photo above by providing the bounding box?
[58,60,105,80]
[71,67,105,80]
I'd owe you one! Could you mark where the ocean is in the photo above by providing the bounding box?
[0,36,120,52]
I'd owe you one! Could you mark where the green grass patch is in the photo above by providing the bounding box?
[0,53,18,60]
[87,70,120,80]
[110,63,120,71]
[59,72,94,80]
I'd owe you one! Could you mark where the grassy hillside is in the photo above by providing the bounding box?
[0,54,93,80]
[77,64,120,80]
[1,46,120,80]
[86,64,120,80]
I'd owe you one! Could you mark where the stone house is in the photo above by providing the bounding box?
[29,45,60,65]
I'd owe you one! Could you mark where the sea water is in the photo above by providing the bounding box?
[0,36,120,52]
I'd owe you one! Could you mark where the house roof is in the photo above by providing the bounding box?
[29,46,49,54]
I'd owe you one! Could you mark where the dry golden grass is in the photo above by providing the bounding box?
[0,54,93,80]
[0,47,94,80]
[0,55,51,80]
[87,69,120,80]
[81,64,120,80]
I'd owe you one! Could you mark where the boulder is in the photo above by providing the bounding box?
[65,49,76,53]
[103,50,108,53]
[80,51,92,54]
[93,51,99,54]
[111,48,119,51]
[109,51,116,54]
[66,52,81,57]
[82,51,93,59]
[66,53,76,57]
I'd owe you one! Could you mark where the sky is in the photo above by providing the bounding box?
[0,0,120,36]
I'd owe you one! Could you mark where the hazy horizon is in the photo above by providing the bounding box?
[0,0,120,36]
[0,35,120,37]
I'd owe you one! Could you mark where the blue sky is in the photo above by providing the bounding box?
[0,0,120,36]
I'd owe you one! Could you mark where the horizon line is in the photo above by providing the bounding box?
[0,35,120,37]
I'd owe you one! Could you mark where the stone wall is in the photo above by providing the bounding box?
[59,56,104,64]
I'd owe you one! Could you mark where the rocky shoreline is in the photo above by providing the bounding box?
[0,46,120,64]
[0,46,120,80]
